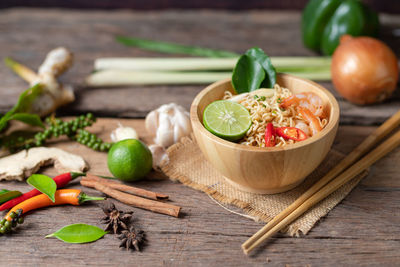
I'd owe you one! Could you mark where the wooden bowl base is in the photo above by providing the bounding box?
[222,177,305,195]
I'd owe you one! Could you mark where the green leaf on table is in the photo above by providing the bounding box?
[232,54,265,94]
[0,190,22,204]
[245,47,277,88]
[8,113,44,128]
[116,36,239,58]
[45,224,107,243]
[27,174,57,202]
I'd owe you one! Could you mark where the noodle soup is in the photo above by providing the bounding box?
[204,84,328,148]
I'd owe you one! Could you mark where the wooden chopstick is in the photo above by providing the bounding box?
[243,129,400,254]
[242,110,400,254]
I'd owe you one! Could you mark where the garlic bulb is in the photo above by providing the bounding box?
[110,123,139,142]
[145,103,192,148]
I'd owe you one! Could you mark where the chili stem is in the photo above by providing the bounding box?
[78,193,105,204]
[70,172,86,179]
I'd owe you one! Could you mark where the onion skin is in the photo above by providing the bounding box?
[331,35,398,105]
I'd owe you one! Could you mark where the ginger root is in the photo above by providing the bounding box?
[0,147,88,181]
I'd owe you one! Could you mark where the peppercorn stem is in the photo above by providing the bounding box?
[78,193,105,204]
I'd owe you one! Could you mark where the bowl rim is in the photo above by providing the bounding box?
[190,73,340,152]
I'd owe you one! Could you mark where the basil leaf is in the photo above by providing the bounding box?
[8,113,44,128]
[245,47,277,88]
[27,174,57,202]
[116,36,239,58]
[231,54,265,94]
[46,224,107,243]
[0,190,22,204]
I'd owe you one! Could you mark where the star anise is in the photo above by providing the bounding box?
[118,226,145,251]
[101,200,133,234]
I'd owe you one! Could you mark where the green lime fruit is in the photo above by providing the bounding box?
[203,100,252,141]
[107,139,153,182]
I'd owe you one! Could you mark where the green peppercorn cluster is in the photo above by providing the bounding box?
[74,129,112,152]
[2,113,113,152]
[0,209,24,234]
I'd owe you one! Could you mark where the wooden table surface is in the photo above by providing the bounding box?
[0,8,399,266]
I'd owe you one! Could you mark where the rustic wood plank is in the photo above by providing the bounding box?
[2,0,400,14]
[0,118,398,266]
[0,9,399,125]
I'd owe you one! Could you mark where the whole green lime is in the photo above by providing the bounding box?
[107,139,153,181]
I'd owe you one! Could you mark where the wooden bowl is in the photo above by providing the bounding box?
[190,73,340,194]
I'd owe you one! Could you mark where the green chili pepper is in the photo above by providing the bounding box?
[302,0,379,55]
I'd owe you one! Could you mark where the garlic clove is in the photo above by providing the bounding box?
[110,123,139,143]
[173,123,183,144]
[174,109,192,134]
[148,144,169,171]
[145,110,159,135]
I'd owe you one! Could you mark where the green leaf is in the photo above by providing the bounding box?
[0,84,44,132]
[0,112,14,132]
[13,83,43,113]
[0,190,22,204]
[27,174,57,202]
[116,36,239,58]
[45,224,107,243]
[8,113,44,128]
[231,54,265,94]
[245,47,277,88]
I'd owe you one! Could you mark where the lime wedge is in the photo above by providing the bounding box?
[203,100,252,141]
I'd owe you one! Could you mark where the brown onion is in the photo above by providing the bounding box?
[331,35,399,105]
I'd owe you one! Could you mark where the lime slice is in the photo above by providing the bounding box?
[203,100,252,141]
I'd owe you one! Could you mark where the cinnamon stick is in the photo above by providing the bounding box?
[84,173,168,200]
[80,180,180,217]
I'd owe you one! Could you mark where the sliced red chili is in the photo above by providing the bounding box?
[276,127,308,141]
[264,123,276,147]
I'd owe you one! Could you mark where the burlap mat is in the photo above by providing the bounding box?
[161,136,367,236]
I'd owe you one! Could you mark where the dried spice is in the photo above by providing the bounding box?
[118,226,145,251]
[101,200,133,234]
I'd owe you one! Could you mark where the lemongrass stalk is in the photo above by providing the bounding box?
[85,69,331,87]
[85,70,231,87]
[4,57,38,83]
[94,57,331,72]
[283,70,331,81]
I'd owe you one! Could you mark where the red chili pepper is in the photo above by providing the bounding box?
[276,127,308,141]
[0,172,85,211]
[264,123,276,147]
